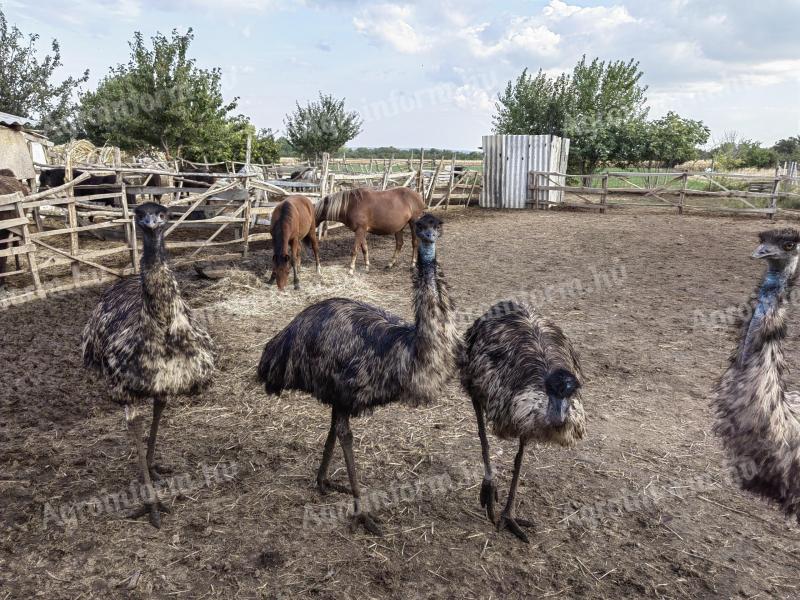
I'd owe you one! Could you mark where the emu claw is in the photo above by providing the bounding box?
[148,463,172,482]
[317,479,352,495]
[480,478,499,524]
[497,512,533,543]
[351,512,383,536]
[127,501,171,529]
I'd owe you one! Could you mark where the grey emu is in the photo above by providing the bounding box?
[713,228,800,522]
[257,213,459,535]
[82,202,215,528]
[460,301,585,542]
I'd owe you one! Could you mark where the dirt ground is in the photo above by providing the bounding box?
[1,207,799,599]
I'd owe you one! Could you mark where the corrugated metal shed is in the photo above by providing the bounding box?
[0,111,30,127]
[480,134,569,209]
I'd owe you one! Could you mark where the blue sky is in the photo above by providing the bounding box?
[4,0,799,150]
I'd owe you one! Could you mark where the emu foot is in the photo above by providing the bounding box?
[480,478,499,524]
[350,512,383,536]
[317,478,351,496]
[127,501,171,529]
[148,463,172,482]
[497,511,534,543]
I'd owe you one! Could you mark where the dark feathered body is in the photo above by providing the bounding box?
[460,301,585,445]
[82,218,214,406]
[713,229,800,519]
[258,259,459,416]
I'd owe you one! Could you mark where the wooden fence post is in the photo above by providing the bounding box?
[65,153,81,284]
[678,172,687,215]
[769,176,781,219]
[11,192,45,299]
[241,177,252,257]
[600,173,608,214]
[426,157,444,207]
[416,149,425,194]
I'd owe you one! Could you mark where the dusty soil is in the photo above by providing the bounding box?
[1,207,799,599]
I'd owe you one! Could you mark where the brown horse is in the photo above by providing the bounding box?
[268,195,321,290]
[315,187,426,275]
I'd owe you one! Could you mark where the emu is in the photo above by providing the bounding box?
[713,228,800,522]
[257,213,459,534]
[82,202,215,528]
[460,301,585,542]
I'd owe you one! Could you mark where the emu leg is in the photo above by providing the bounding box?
[316,409,349,495]
[126,408,170,528]
[498,439,534,543]
[146,398,169,481]
[472,397,498,524]
[336,413,382,535]
[386,230,403,269]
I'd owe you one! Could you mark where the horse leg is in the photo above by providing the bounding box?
[292,240,301,290]
[349,229,365,276]
[308,227,322,274]
[361,236,370,273]
[386,230,403,269]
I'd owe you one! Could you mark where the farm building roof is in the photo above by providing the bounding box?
[0,111,31,127]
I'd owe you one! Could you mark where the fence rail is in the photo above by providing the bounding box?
[0,153,483,309]
[529,170,800,216]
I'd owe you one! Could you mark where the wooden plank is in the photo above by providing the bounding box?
[0,217,29,229]
[0,243,35,258]
[163,181,240,236]
[31,237,124,278]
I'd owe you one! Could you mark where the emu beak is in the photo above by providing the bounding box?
[139,214,160,230]
[548,396,570,426]
[752,243,777,259]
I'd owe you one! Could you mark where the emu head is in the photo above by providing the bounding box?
[753,228,800,274]
[544,368,581,428]
[134,202,169,234]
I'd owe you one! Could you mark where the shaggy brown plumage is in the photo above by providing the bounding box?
[460,301,585,542]
[257,213,459,534]
[713,228,800,522]
[82,202,215,527]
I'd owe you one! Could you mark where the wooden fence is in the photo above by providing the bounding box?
[529,170,800,216]
[0,153,482,309]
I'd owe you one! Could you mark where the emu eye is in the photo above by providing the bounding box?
[783,242,796,251]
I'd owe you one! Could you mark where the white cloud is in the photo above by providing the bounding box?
[353,4,432,54]
[461,18,561,59]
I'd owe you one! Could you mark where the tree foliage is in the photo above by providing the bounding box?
[0,7,88,141]
[773,136,800,162]
[494,56,712,171]
[78,29,237,159]
[710,132,778,170]
[284,93,362,159]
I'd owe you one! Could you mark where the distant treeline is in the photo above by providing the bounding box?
[276,138,482,161]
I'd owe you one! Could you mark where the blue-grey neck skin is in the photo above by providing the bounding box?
[418,241,436,264]
[140,227,167,271]
[740,260,794,364]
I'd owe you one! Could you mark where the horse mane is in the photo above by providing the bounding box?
[322,188,361,223]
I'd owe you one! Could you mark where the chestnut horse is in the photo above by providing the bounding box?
[268,195,321,290]
[315,187,425,275]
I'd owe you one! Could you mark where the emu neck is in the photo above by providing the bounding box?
[413,240,448,358]
[739,258,796,366]
[139,229,180,323]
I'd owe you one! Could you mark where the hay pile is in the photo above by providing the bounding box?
[196,266,405,318]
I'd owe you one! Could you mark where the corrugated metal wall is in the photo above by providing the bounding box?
[480,134,570,209]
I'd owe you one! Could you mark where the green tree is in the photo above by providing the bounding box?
[773,136,800,161]
[0,7,88,141]
[494,56,649,174]
[284,93,362,159]
[645,112,710,167]
[213,116,280,164]
[78,29,237,159]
